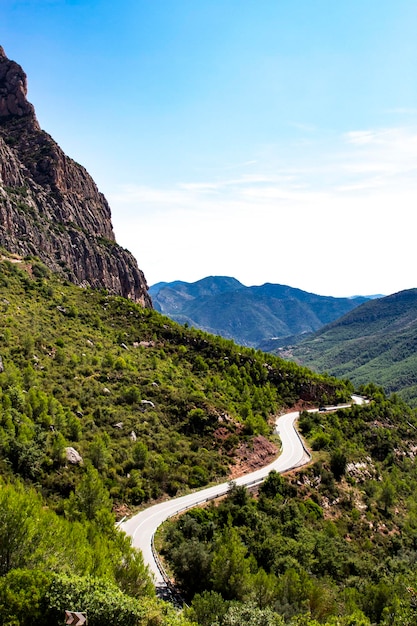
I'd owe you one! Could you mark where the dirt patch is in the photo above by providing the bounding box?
[229,435,279,479]
[113,502,132,522]
[228,405,317,480]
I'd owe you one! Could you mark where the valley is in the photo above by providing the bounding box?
[1,45,417,626]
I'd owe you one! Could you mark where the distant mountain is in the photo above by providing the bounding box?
[149,276,369,349]
[285,288,417,406]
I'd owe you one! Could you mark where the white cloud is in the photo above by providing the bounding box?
[109,125,417,297]
[345,129,388,145]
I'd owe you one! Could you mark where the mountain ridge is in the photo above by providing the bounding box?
[150,276,370,349]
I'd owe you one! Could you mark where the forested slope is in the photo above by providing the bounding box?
[287,289,417,406]
[0,252,351,625]
[161,388,417,625]
[0,253,349,505]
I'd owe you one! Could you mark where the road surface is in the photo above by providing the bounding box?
[121,397,364,587]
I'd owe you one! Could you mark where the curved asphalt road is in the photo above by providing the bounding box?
[121,397,364,585]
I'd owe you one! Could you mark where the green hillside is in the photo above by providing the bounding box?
[0,252,356,625]
[0,254,349,506]
[161,390,417,625]
[285,289,417,406]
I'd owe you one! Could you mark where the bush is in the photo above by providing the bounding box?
[0,568,52,626]
[45,573,146,626]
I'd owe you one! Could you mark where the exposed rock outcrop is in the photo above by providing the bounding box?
[65,447,83,465]
[0,46,151,306]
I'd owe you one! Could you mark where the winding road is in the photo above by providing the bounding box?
[120,397,364,588]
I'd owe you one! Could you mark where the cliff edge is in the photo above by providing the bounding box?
[0,46,151,307]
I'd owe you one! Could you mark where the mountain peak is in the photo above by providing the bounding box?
[0,46,37,123]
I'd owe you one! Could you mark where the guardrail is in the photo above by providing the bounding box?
[151,532,188,607]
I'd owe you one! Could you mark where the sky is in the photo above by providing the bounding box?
[1,0,417,297]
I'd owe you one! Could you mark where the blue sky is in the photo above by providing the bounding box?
[2,1,417,296]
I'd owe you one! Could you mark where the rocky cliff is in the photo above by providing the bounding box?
[0,46,151,307]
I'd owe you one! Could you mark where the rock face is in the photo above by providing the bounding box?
[0,46,152,307]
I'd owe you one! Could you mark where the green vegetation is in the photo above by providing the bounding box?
[0,257,349,625]
[288,289,417,407]
[0,480,195,625]
[161,390,417,625]
[0,258,348,506]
